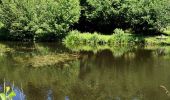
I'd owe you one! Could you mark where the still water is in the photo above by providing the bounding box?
[0,42,170,100]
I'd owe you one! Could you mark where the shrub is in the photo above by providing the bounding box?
[0,22,4,29]
[114,28,125,34]
[0,0,80,41]
[63,30,82,45]
[109,29,144,44]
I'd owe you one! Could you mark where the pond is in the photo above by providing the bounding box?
[0,42,170,100]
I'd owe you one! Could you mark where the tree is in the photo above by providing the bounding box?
[76,0,170,34]
[124,0,170,34]
[0,0,80,41]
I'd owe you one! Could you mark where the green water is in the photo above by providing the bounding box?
[0,42,170,100]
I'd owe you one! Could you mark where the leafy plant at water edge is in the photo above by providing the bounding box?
[109,28,144,44]
[0,81,16,100]
[64,29,145,46]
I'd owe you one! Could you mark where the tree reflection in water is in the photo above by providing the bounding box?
[0,42,170,99]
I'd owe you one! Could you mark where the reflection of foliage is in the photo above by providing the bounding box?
[145,46,170,59]
[27,54,79,67]
[68,51,170,100]
[0,43,14,62]
[65,43,136,57]
[0,42,78,67]
[2,42,170,99]
[0,61,80,100]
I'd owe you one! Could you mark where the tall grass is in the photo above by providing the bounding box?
[64,30,110,45]
[63,29,145,46]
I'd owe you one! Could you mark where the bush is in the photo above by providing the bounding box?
[0,22,4,29]
[63,30,82,45]
[0,0,80,41]
[108,29,138,44]
[114,28,125,34]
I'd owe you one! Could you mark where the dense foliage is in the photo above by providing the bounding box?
[76,0,170,34]
[0,0,80,41]
[0,0,170,41]
[125,0,170,34]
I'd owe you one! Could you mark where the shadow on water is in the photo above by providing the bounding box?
[1,42,170,99]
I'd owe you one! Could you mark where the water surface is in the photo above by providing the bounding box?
[0,42,170,100]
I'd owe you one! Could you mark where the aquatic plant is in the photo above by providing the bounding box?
[0,80,16,100]
[27,54,79,67]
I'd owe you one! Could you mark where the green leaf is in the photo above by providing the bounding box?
[0,93,6,100]
[5,86,10,94]
[8,91,16,99]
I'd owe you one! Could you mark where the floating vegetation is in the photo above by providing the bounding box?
[0,43,14,53]
[27,54,79,67]
[12,53,79,67]
[0,42,79,67]
[160,85,170,97]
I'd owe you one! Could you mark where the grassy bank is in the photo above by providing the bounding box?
[145,27,170,45]
[145,36,170,45]
[64,29,170,47]
[64,30,144,46]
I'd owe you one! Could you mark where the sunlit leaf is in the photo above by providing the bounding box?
[5,86,10,93]
[0,93,6,100]
[8,91,16,99]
